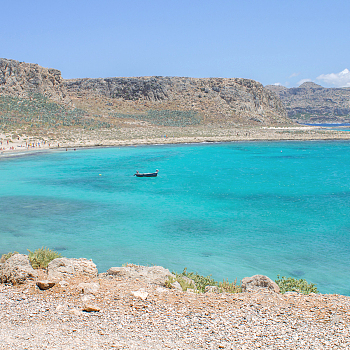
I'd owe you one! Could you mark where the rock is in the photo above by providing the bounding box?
[0,58,69,103]
[205,285,219,293]
[107,265,173,286]
[155,287,167,293]
[171,281,182,291]
[58,280,69,288]
[266,82,350,123]
[77,282,100,294]
[36,280,55,290]
[241,275,280,293]
[69,308,83,316]
[81,295,95,303]
[82,304,101,312]
[0,254,38,285]
[131,289,149,300]
[47,258,98,279]
[56,304,65,312]
[330,315,344,324]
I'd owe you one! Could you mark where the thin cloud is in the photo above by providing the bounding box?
[289,72,300,78]
[272,82,281,86]
[297,78,312,86]
[317,69,350,87]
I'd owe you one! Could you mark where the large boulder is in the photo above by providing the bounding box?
[47,258,98,279]
[107,265,173,286]
[0,254,38,284]
[241,275,280,293]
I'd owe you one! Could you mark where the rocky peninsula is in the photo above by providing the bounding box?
[266,82,350,124]
[1,253,349,349]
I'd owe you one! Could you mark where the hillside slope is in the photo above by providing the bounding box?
[266,82,350,123]
[65,76,290,126]
[0,58,291,134]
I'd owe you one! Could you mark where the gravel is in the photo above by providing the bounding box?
[1,274,349,349]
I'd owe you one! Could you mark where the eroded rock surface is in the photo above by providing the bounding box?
[47,258,98,279]
[107,265,173,286]
[0,58,69,103]
[0,254,37,284]
[241,275,280,293]
[77,282,100,295]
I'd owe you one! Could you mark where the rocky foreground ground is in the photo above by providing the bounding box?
[1,255,350,349]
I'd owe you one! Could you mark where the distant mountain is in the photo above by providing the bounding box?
[266,82,350,123]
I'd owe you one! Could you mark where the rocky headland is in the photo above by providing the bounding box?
[266,82,350,123]
[1,254,349,349]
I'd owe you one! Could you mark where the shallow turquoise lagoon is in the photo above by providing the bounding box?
[1,141,350,295]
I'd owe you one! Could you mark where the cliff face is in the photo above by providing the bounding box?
[65,76,289,125]
[0,58,69,104]
[0,58,291,129]
[266,82,350,123]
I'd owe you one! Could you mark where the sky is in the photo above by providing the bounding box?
[1,0,349,88]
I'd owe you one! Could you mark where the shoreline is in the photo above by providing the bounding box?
[1,126,350,159]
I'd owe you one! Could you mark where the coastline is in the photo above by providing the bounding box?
[2,129,350,348]
[1,125,350,159]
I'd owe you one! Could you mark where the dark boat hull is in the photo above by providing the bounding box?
[135,173,158,177]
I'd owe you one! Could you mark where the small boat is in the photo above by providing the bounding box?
[134,169,159,177]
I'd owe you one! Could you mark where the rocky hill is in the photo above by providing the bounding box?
[0,58,69,104]
[65,76,290,126]
[266,82,350,123]
[0,58,291,134]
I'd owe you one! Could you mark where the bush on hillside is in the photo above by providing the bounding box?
[0,251,19,263]
[27,247,62,269]
[275,275,319,295]
[166,268,241,293]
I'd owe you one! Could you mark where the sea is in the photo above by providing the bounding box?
[1,141,350,295]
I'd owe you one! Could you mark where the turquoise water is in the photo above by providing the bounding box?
[1,141,350,295]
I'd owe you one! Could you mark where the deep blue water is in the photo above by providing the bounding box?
[1,141,350,295]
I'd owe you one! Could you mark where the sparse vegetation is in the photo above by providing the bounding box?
[275,275,319,295]
[112,109,202,127]
[0,94,111,131]
[218,278,241,293]
[27,247,62,269]
[0,251,19,263]
[165,274,196,291]
[166,268,241,293]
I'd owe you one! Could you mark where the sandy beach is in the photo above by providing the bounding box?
[1,125,350,158]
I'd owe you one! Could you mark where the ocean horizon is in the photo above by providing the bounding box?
[1,141,350,295]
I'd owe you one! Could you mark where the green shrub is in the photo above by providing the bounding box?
[27,247,62,269]
[0,251,19,263]
[275,275,319,295]
[180,268,217,293]
[167,268,241,293]
[165,274,196,292]
[218,278,241,293]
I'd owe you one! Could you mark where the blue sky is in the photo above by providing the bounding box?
[1,0,349,87]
